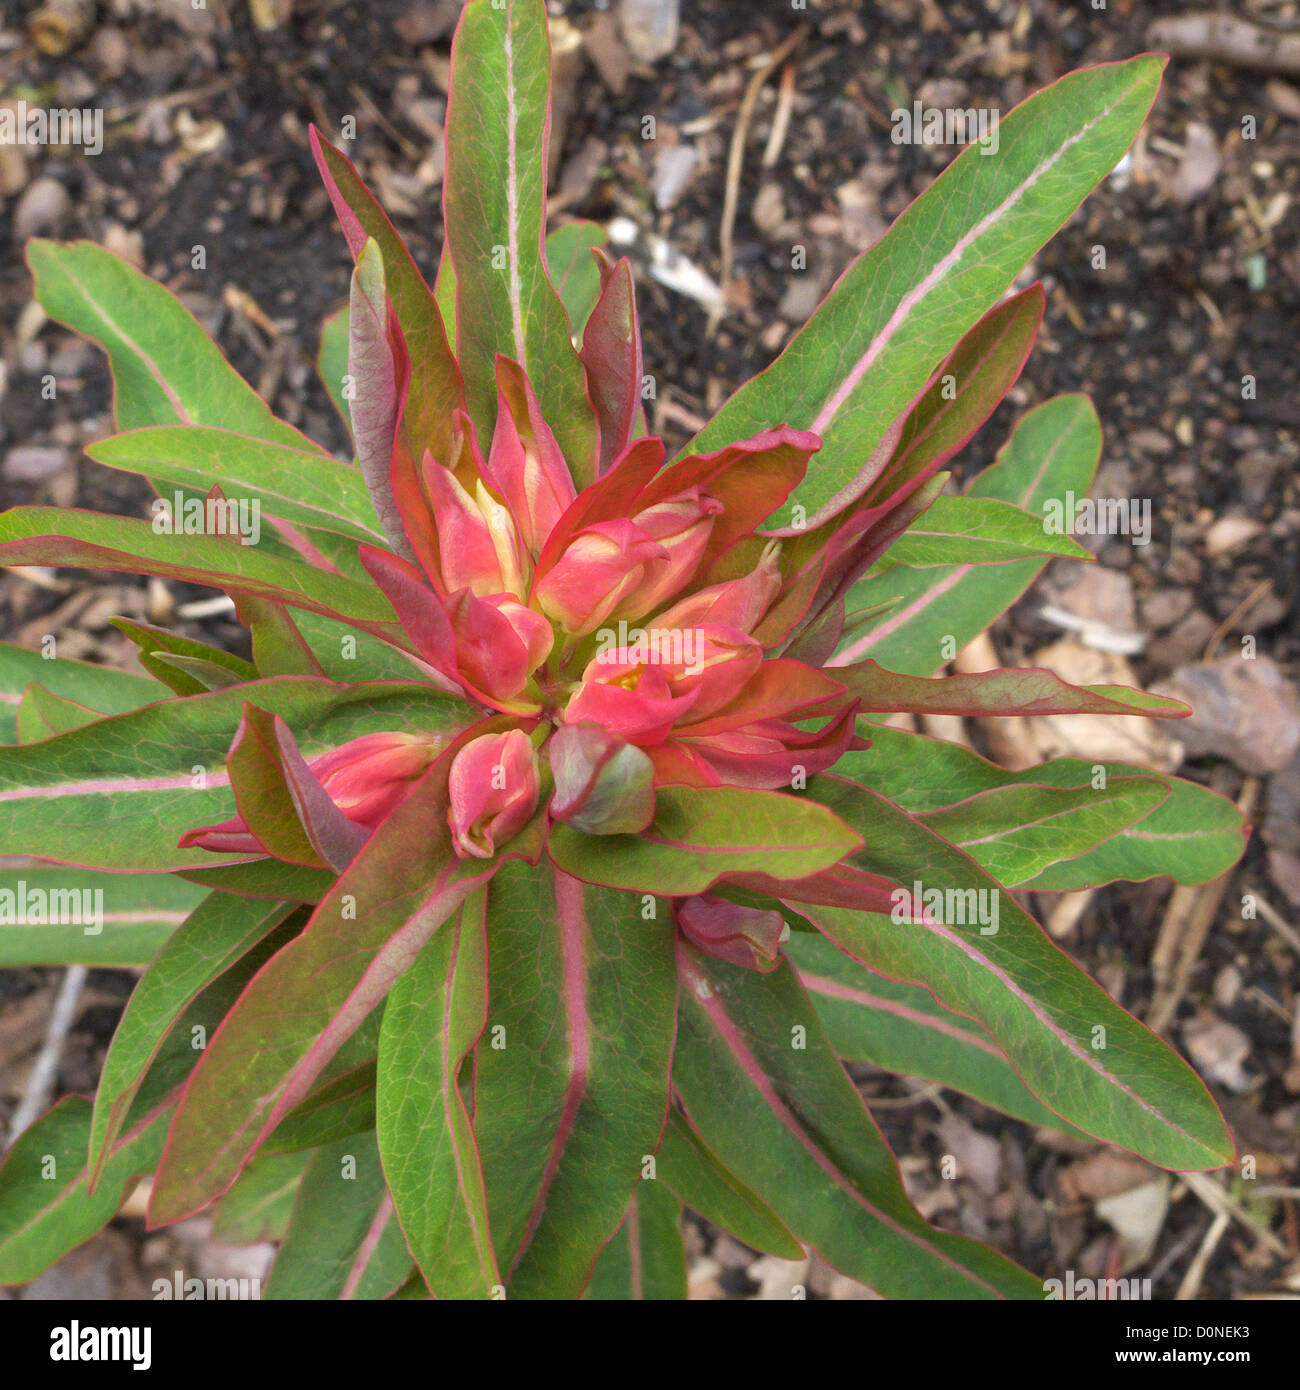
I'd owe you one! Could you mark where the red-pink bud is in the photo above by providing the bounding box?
[447,729,541,859]
[311,731,443,828]
[653,541,782,635]
[676,893,788,972]
[534,519,667,636]
[654,624,764,720]
[485,595,554,674]
[486,360,577,553]
[611,487,722,620]
[423,460,525,598]
[563,661,698,745]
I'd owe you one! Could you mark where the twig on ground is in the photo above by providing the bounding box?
[5,965,87,1149]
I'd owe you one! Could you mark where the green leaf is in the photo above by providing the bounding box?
[211,1150,310,1244]
[682,57,1163,525]
[263,1062,377,1154]
[914,776,1170,887]
[548,786,862,895]
[874,495,1093,569]
[87,893,298,1189]
[0,507,398,636]
[377,888,500,1299]
[86,427,385,545]
[0,867,205,966]
[0,642,166,744]
[443,0,599,481]
[655,1109,803,1259]
[674,947,1041,1298]
[835,657,1189,719]
[148,762,497,1225]
[584,1181,686,1300]
[317,304,352,432]
[474,861,677,1299]
[0,1097,169,1285]
[0,676,465,872]
[546,221,608,339]
[27,239,323,448]
[788,931,1086,1135]
[838,394,1101,672]
[111,617,258,698]
[797,775,1235,1170]
[836,723,1247,888]
[263,1132,412,1300]
[15,685,101,741]
[310,131,464,471]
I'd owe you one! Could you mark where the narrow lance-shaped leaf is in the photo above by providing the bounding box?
[211,1151,310,1245]
[872,495,1093,569]
[309,128,465,468]
[87,893,300,1191]
[0,641,166,744]
[546,221,609,338]
[682,56,1165,525]
[839,393,1101,671]
[86,426,386,547]
[584,1181,687,1301]
[377,887,500,1299]
[833,657,1190,719]
[673,944,1042,1298]
[787,931,1088,1136]
[111,617,257,698]
[473,860,677,1299]
[443,0,600,482]
[349,240,418,562]
[548,785,863,896]
[797,775,1235,1171]
[835,722,1248,890]
[148,754,499,1226]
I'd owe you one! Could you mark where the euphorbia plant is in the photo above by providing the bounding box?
[0,4,1246,1301]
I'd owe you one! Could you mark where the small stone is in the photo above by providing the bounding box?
[13,176,71,239]
[652,144,697,210]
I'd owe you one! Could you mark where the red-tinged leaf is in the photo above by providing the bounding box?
[377,888,500,1299]
[309,128,465,468]
[15,685,101,741]
[263,1062,377,1155]
[548,785,862,896]
[0,676,466,872]
[833,657,1191,719]
[0,1097,171,1285]
[645,428,820,569]
[546,221,608,337]
[680,57,1165,525]
[264,1133,413,1300]
[0,641,166,744]
[112,617,257,697]
[584,1180,686,1300]
[655,1108,802,1259]
[349,240,418,563]
[147,752,500,1226]
[232,596,325,679]
[580,254,642,474]
[863,284,1045,509]
[87,893,301,1192]
[788,931,1088,1136]
[442,0,599,482]
[473,860,677,1299]
[0,506,403,642]
[797,775,1235,1171]
[673,946,1041,1297]
[27,239,325,450]
[677,660,846,737]
[211,1151,310,1245]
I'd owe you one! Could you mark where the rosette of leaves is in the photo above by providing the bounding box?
[0,1,1243,1301]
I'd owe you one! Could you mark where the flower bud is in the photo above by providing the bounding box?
[676,893,788,972]
[563,661,698,746]
[487,360,577,553]
[654,625,763,720]
[549,723,656,835]
[446,591,552,705]
[447,729,541,859]
[611,487,722,621]
[310,731,443,828]
[534,519,667,636]
[653,541,782,635]
[423,459,525,598]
